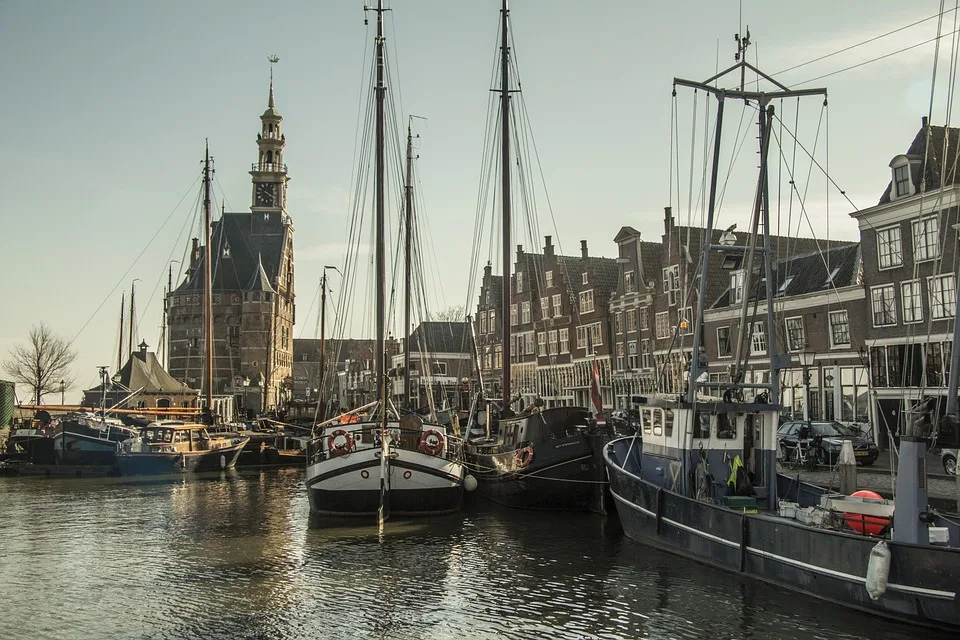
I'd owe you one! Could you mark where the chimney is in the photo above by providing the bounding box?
[516,243,523,261]
[544,235,554,258]
[664,206,674,235]
[922,115,929,129]
[484,261,492,278]
[190,238,200,267]
[580,240,588,258]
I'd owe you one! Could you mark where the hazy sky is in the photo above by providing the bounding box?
[1,1,955,398]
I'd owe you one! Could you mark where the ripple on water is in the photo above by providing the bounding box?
[0,471,951,640]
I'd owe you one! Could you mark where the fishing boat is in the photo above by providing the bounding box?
[52,413,138,465]
[304,1,466,521]
[461,0,605,511]
[604,43,960,631]
[116,421,247,475]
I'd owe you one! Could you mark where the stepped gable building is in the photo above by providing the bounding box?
[167,78,295,414]
[854,118,960,447]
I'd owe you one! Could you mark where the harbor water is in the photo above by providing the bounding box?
[0,469,949,640]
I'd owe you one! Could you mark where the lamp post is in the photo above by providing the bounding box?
[798,351,816,421]
[60,380,65,406]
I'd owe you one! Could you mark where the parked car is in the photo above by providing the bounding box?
[777,420,880,466]
[943,449,957,476]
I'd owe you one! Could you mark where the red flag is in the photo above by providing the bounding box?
[590,357,603,415]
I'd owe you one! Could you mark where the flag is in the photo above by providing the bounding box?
[590,356,603,416]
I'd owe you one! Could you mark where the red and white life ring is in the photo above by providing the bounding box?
[327,429,355,457]
[515,445,534,469]
[418,429,445,456]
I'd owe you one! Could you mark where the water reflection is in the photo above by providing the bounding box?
[0,471,951,640]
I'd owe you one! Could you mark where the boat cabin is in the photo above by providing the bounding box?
[138,422,227,453]
[630,394,780,509]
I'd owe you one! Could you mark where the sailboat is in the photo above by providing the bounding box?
[603,43,960,630]
[304,1,466,520]
[461,0,603,511]
[116,143,248,475]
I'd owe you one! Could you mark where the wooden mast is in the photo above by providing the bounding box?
[117,293,125,372]
[499,0,512,409]
[202,140,214,412]
[128,280,136,362]
[404,123,414,410]
[319,266,331,420]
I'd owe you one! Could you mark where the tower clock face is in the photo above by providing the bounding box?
[255,182,278,207]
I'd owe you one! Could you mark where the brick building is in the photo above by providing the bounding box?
[390,321,472,410]
[167,79,295,415]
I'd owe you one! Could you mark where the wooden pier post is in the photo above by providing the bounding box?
[838,440,857,495]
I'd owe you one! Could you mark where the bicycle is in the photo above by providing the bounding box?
[787,437,824,472]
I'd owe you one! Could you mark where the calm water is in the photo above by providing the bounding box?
[0,469,949,640]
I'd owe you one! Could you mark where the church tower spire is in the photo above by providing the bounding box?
[251,55,289,222]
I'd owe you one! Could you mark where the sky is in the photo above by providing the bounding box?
[1,0,958,400]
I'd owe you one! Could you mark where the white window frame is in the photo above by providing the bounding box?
[582,272,588,285]
[717,326,732,358]
[576,326,588,350]
[871,284,897,327]
[784,316,805,352]
[627,340,638,369]
[876,225,903,270]
[540,297,550,319]
[545,270,553,289]
[615,312,624,334]
[624,270,635,293]
[892,161,913,199]
[516,271,524,293]
[828,310,851,348]
[912,216,939,263]
[655,311,670,339]
[521,301,531,324]
[590,322,603,347]
[548,330,558,355]
[662,265,680,306]
[552,294,562,318]
[730,270,745,304]
[929,274,957,319]
[901,279,923,324]
[510,304,517,326]
[639,307,649,331]
[626,308,637,332]
[640,339,651,369]
[559,328,569,354]
[750,321,767,355]
[480,314,487,334]
[538,331,547,356]
[579,289,595,314]
[524,333,535,355]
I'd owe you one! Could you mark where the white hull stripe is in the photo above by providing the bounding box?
[609,490,956,601]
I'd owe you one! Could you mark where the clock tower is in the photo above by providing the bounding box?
[250,66,289,222]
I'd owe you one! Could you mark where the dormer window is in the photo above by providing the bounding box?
[582,272,588,285]
[889,155,916,200]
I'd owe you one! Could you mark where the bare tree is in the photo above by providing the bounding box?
[428,305,466,322]
[2,324,77,405]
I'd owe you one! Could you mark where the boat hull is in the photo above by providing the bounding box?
[465,434,596,511]
[306,447,465,518]
[604,436,960,631]
[116,439,247,476]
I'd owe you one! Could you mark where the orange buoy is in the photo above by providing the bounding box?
[844,490,890,536]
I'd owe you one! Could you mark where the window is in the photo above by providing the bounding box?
[615,312,624,334]
[228,325,240,348]
[548,330,558,355]
[494,345,502,369]
[750,321,767,354]
[552,294,562,317]
[510,304,518,326]
[432,362,447,376]
[627,341,639,369]
[678,306,693,335]
[876,226,902,269]
[626,308,637,332]
[516,271,524,293]
[590,323,603,347]
[662,265,680,306]
[624,270,635,293]
[545,270,553,288]
[576,326,588,350]
[641,339,651,369]
[524,333,535,355]
[784,316,805,352]
[717,327,731,358]
[489,309,496,331]
[901,280,922,323]
[912,217,939,262]
[616,342,625,370]
[538,332,547,356]
[582,272,588,285]
[579,290,595,314]
[730,270,745,304]
[521,301,531,324]
[540,297,550,319]
[655,311,670,339]
[871,284,897,326]
[778,275,795,296]
[639,307,649,331]
[559,328,569,354]
[828,310,850,347]
[480,314,488,334]
[929,274,957,319]
[894,164,911,197]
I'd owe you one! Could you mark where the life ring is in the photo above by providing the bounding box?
[515,445,534,469]
[327,429,355,457]
[419,429,445,456]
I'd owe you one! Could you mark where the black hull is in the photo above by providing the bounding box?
[116,442,246,476]
[306,456,464,519]
[604,438,960,631]
[466,436,596,511]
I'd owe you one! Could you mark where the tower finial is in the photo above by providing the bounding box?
[267,55,279,108]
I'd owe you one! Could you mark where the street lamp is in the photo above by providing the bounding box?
[797,351,816,421]
[60,380,65,406]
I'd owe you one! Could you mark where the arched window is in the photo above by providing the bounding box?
[156,398,171,408]
[266,150,273,164]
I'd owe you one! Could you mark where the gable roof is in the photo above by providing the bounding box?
[408,321,469,354]
[879,120,960,204]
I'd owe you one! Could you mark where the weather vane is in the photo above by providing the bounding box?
[268,54,279,83]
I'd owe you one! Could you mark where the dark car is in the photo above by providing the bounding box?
[777,420,879,466]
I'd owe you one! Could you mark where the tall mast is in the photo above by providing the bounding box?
[203,140,214,411]
[320,266,331,418]
[117,293,125,372]
[374,0,386,404]
[128,281,136,362]
[404,123,414,410]
[499,0,512,408]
